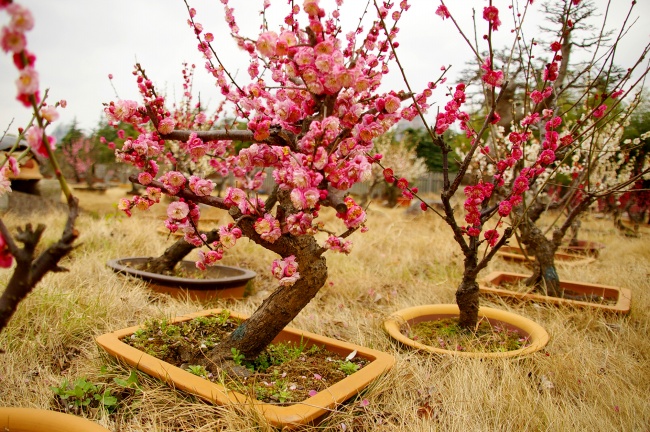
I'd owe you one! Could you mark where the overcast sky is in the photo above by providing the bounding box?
[1,0,648,136]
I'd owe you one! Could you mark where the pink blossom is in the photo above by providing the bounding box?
[538,149,556,165]
[40,105,58,123]
[543,62,559,81]
[482,69,504,88]
[484,229,499,247]
[219,225,239,249]
[271,255,300,286]
[196,249,223,270]
[483,6,501,31]
[0,168,12,196]
[158,117,176,134]
[256,31,278,57]
[498,200,512,217]
[435,5,450,19]
[16,67,38,94]
[146,187,162,202]
[188,175,215,196]
[7,4,34,31]
[338,197,366,229]
[25,126,54,158]
[324,235,352,254]
[254,213,282,243]
[611,90,624,99]
[521,113,540,126]
[1,26,26,53]
[138,172,153,185]
[512,176,529,194]
[384,95,401,113]
[592,104,607,118]
[167,201,190,220]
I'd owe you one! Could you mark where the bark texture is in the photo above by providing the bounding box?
[202,189,331,368]
[456,276,480,329]
[205,235,327,368]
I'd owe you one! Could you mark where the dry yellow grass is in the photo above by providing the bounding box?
[0,189,649,431]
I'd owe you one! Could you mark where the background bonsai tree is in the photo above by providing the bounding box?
[104,63,232,275]
[358,131,427,207]
[376,0,649,327]
[0,1,80,334]
[59,122,95,186]
[110,0,429,365]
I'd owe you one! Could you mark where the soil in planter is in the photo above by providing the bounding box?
[123,310,368,405]
[402,318,530,353]
[123,259,232,280]
[496,281,616,305]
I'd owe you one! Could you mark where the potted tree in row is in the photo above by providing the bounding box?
[96,0,422,426]
[105,63,256,301]
[383,0,647,355]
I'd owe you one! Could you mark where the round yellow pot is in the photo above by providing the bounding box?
[0,407,109,432]
[384,304,549,358]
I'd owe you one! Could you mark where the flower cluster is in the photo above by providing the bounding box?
[271,255,300,287]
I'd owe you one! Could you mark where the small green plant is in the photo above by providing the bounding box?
[113,370,141,392]
[51,378,117,413]
[272,383,292,403]
[338,360,360,375]
[215,309,231,325]
[231,347,245,366]
[187,364,209,377]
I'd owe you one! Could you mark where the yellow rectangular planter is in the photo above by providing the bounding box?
[96,309,395,429]
[480,271,632,314]
[496,246,595,266]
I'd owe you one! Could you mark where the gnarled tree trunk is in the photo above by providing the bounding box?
[207,234,327,365]
[456,273,480,328]
[519,223,562,297]
[143,229,219,274]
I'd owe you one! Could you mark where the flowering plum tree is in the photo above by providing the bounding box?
[379,0,649,324]
[60,125,95,185]
[0,1,80,334]
[443,1,650,297]
[110,0,430,362]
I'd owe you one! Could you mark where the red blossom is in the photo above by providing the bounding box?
[482,6,501,31]
[435,5,450,19]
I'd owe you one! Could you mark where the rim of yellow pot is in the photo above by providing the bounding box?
[383,304,549,358]
[0,407,110,432]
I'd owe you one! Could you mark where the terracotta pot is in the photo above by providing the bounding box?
[107,257,256,301]
[383,304,549,358]
[480,271,632,314]
[0,407,109,431]
[96,309,395,429]
[496,245,595,266]
[559,240,606,257]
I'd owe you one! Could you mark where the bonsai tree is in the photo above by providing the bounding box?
[511,101,649,295]
[105,63,230,275]
[110,0,427,364]
[376,0,649,326]
[446,0,650,297]
[59,122,95,186]
[0,1,80,334]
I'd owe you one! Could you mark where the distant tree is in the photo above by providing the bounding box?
[59,121,93,184]
[361,131,427,207]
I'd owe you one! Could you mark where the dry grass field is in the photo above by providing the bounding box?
[1,186,649,431]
